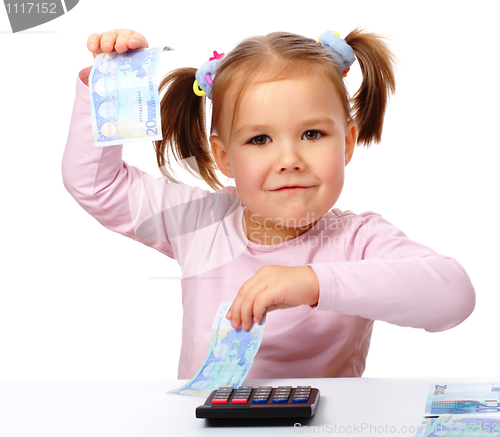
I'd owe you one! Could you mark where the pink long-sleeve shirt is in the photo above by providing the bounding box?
[62,67,475,379]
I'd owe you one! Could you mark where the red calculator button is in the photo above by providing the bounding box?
[231,398,248,404]
[212,398,228,404]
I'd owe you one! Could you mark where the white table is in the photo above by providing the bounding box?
[0,377,497,436]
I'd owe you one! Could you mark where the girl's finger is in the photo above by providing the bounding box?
[99,30,119,53]
[252,292,272,323]
[114,30,133,53]
[239,285,266,330]
[228,293,250,329]
[127,32,149,50]
[226,274,258,326]
[111,29,149,52]
[239,298,254,330]
[228,300,242,328]
[87,32,103,56]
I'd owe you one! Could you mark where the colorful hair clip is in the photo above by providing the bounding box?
[193,79,205,97]
[209,51,225,61]
[193,51,225,98]
[318,30,356,76]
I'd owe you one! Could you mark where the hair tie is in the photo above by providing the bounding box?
[318,30,355,77]
[193,51,225,98]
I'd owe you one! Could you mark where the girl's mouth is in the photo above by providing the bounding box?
[273,186,311,192]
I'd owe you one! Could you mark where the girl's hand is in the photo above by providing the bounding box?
[87,29,149,58]
[226,266,320,330]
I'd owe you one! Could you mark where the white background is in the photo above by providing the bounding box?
[0,0,498,382]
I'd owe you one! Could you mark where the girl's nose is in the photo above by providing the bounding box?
[275,144,306,172]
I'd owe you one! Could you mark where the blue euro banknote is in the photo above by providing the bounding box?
[167,301,266,398]
[89,46,172,146]
[416,416,500,436]
[425,383,500,417]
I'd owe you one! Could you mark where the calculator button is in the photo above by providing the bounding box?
[297,386,311,388]
[252,398,268,403]
[277,386,292,389]
[272,398,288,403]
[292,397,308,403]
[231,398,248,404]
[211,398,228,404]
[216,387,234,391]
[239,386,253,390]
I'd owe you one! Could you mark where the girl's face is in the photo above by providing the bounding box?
[211,71,356,245]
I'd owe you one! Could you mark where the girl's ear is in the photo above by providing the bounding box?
[344,120,357,166]
[210,135,234,178]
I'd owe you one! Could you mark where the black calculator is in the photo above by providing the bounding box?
[196,385,320,419]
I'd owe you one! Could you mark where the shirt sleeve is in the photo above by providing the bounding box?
[307,212,475,333]
[61,67,211,259]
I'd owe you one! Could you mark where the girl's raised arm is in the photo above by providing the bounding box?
[62,30,210,260]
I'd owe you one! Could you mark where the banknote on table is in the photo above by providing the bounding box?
[425,382,500,418]
[167,301,266,399]
[415,415,500,436]
[89,46,173,146]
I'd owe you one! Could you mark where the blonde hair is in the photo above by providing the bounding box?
[154,27,396,191]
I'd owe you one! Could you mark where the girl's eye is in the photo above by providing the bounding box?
[249,135,270,146]
[302,130,323,141]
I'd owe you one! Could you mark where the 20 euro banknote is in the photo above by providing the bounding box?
[416,416,500,436]
[89,46,172,146]
[425,383,500,417]
[167,301,266,399]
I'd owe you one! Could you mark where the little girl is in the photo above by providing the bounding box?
[63,28,475,379]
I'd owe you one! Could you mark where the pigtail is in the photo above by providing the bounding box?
[345,28,397,146]
[154,68,224,191]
